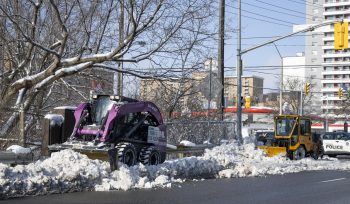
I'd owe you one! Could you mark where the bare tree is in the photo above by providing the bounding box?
[281,78,314,115]
[335,88,350,117]
[0,0,216,139]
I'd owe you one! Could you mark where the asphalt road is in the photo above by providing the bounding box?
[3,170,350,204]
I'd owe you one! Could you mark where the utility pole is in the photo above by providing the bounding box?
[208,58,213,118]
[325,96,329,132]
[300,89,303,116]
[236,0,242,143]
[207,58,213,142]
[116,0,124,96]
[218,0,225,120]
[273,43,283,115]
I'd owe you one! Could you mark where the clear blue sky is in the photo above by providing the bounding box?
[225,0,307,93]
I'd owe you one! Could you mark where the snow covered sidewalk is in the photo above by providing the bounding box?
[1,142,350,199]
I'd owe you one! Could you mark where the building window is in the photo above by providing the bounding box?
[312,50,318,56]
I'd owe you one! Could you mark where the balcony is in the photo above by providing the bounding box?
[323,61,350,66]
[323,9,350,16]
[324,0,350,8]
[322,70,350,75]
[322,53,350,58]
[322,45,335,50]
[322,78,350,83]
[322,36,334,41]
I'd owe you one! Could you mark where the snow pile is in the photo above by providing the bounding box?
[0,150,109,199]
[6,145,31,154]
[204,142,347,178]
[179,140,196,147]
[2,141,350,198]
[44,114,64,126]
[95,155,220,191]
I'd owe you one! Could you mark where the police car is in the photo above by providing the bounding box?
[321,131,350,157]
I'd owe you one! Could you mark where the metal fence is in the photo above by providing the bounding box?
[0,108,43,149]
[166,120,236,145]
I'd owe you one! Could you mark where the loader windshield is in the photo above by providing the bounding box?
[94,96,114,125]
[276,117,296,136]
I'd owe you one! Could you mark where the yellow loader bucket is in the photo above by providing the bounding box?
[83,151,109,161]
[258,146,287,157]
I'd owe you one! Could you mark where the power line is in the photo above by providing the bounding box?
[226,4,299,25]
[226,10,292,27]
[254,0,314,18]
[287,0,324,9]
[243,69,325,80]
[243,64,323,68]
[241,35,304,39]
[241,33,323,40]
[241,1,312,21]
[226,43,319,46]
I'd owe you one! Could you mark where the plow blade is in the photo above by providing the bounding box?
[48,143,119,170]
[258,146,287,157]
[48,143,112,161]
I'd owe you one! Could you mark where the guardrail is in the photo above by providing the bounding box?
[0,151,33,165]
[166,144,215,159]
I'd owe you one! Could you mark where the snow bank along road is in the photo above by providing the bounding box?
[2,142,350,199]
[6,170,350,204]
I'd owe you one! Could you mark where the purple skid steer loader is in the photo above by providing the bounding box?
[48,95,167,170]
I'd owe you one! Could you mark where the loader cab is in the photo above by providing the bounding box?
[274,115,313,151]
[91,95,115,126]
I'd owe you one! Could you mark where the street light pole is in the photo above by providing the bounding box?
[273,43,283,115]
[236,0,242,143]
[116,0,124,96]
[326,96,329,132]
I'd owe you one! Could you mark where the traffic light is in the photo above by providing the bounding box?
[338,87,344,99]
[241,96,245,107]
[304,83,311,96]
[334,22,349,50]
[245,96,251,109]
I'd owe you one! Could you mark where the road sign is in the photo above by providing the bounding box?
[199,73,223,100]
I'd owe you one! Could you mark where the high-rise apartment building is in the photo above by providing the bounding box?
[303,0,350,117]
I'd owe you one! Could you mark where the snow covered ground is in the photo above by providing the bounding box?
[1,141,350,199]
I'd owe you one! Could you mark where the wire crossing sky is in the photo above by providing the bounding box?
[225,0,307,92]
